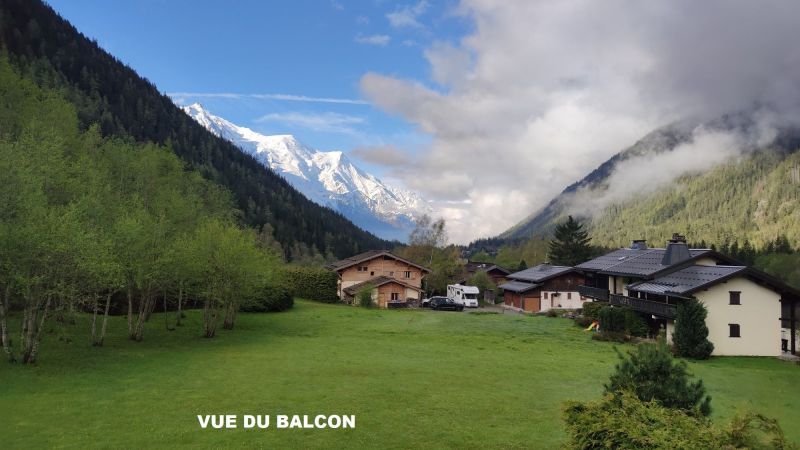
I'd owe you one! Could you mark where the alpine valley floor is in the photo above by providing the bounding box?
[1,301,798,449]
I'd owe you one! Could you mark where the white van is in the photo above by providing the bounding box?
[447,284,480,308]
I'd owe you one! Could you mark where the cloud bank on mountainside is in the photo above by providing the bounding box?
[359,0,800,243]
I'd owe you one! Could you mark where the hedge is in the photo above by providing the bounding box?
[241,285,294,312]
[281,266,339,303]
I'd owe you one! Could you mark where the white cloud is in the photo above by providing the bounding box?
[256,112,366,135]
[386,1,428,28]
[361,0,800,243]
[355,34,392,46]
[169,92,368,105]
[356,15,370,25]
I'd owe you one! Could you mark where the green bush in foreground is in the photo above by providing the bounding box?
[563,391,796,449]
[358,288,374,308]
[605,341,712,416]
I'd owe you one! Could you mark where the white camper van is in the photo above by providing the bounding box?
[447,284,480,308]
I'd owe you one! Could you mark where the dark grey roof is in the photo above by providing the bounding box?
[342,276,422,296]
[326,250,431,273]
[498,280,541,293]
[464,261,511,275]
[507,264,577,283]
[578,248,714,278]
[628,265,746,296]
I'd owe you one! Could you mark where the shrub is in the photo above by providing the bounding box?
[563,391,724,449]
[281,266,338,303]
[240,285,294,312]
[545,309,559,317]
[673,299,714,359]
[358,288,374,308]
[581,301,607,320]
[596,305,648,338]
[605,341,712,416]
[562,393,795,450]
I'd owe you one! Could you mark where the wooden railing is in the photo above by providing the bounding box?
[609,294,677,319]
[578,285,610,301]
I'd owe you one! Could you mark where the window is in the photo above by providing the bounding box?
[389,271,394,277]
[404,271,411,279]
[567,292,572,300]
[391,293,399,301]
[543,292,549,299]
[729,324,741,338]
[357,266,368,272]
[370,271,374,276]
[729,291,741,305]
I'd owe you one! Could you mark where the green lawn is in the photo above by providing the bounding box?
[1,300,798,449]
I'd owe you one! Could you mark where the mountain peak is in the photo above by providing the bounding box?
[182,104,431,241]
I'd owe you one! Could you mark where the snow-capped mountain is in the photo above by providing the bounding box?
[182,103,431,241]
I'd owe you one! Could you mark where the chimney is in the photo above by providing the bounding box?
[630,239,648,250]
[661,233,690,266]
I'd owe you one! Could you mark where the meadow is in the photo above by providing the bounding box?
[1,300,798,449]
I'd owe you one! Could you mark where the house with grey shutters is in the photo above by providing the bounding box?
[577,234,799,356]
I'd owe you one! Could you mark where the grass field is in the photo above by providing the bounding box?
[1,300,798,449]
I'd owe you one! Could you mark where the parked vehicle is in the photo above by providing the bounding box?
[421,297,432,308]
[430,297,464,311]
[447,284,480,308]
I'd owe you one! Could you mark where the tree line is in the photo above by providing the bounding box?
[0,58,283,364]
[0,0,391,261]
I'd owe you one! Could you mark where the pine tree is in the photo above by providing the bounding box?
[548,216,592,266]
[605,341,712,416]
[673,299,714,360]
[517,259,528,271]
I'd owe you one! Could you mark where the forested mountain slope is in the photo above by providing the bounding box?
[0,0,390,259]
[501,115,800,249]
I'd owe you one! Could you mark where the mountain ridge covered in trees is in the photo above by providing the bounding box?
[0,0,391,260]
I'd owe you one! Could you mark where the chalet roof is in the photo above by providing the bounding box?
[628,265,800,298]
[326,250,431,273]
[577,247,732,278]
[342,276,422,296]
[464,261,511,275]
[498,280,541,293]
[507,264,579,283]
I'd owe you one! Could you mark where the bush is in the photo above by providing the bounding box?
[596,305,648,338]
[358,288,374,308]
[240,285,294,312]
[281,266,338,303]
[563,393,795,450]
[605,341,712,416]
[581,301,607,320]
[545,309,559,317]
[563,391,724,449]
[574,316,594,328]
[673,299,714,359]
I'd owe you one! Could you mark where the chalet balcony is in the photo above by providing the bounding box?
[578,285,610,301]
[609,294,677,319]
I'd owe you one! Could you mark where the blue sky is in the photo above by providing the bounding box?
[48,0,469,176]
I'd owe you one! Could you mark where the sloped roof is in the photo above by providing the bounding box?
[343,276,422,296]
[326,250,431,273]
[465,261,511,275]
[507,264,579,283]
[577,247,736,278]
[498,280,541,293]
[628,265,800,298]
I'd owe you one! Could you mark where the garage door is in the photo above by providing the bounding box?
[523,296,540,312]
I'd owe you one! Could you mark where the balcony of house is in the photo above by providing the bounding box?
[578,285,610,301]
[609,293,677,319]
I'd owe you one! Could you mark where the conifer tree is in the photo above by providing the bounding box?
[548,216,592,266]
[673,299,714,360]
[605,341,712,416]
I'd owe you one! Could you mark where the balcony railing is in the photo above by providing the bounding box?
[609,294,677,319]
[578,285,610,301]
